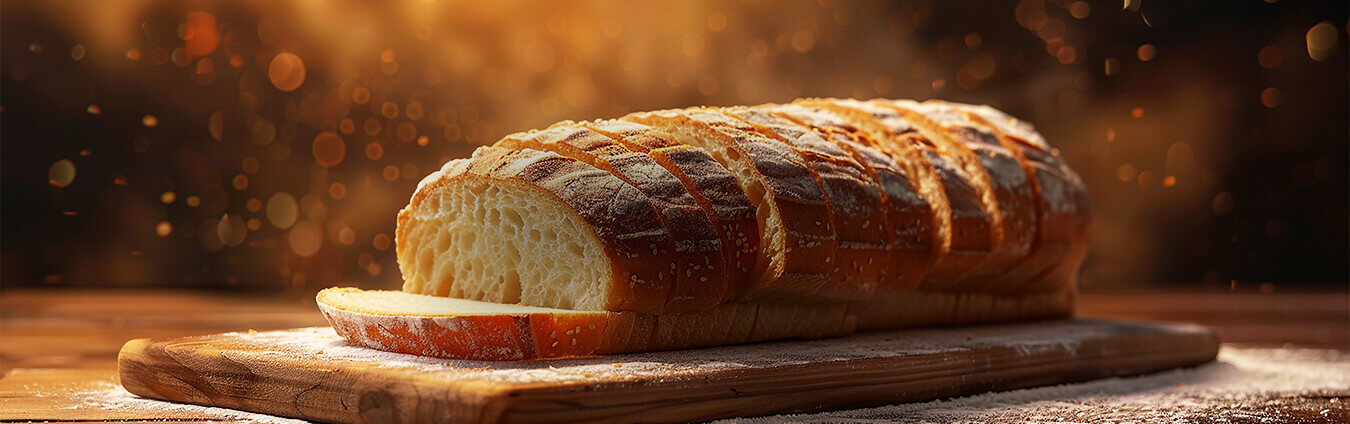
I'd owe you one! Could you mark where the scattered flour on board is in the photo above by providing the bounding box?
[723,348,1350,423]
[70,381,307,424]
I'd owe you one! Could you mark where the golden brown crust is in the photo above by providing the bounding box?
[585,120,761,301]
[624,108,841,300]
[494,125,729,312]
[763,104,939,292]
[801,99,995,289]
[723,106,890,297]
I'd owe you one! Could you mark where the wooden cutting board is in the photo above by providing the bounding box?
[117,319,1218,423]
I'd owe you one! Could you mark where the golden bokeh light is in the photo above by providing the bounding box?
[382,165,400,181]
[328,182,347,200]
[1260,87,1281,108]
[160,191,176,204]
[48,159,76,188]
[266,193,299,229]
[268,52,306,92]
[373,233,391,251]
[216,214,248,246]
[142,115,159,127]
[1306,21,1339,62]
[288,220,323,257]
[1136,44,1157,62]
[311,132,346,168]
[86,104,100,115]
[186,195,201,207]
[1257,46,1282,69]
[156,221,173,237]
[365,142,384,160]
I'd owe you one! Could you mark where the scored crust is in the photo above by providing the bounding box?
[584,119,761,301]
[494,124,729,312]
[763,103,939,292]
[624,108,841,301]
[937,101,1092,293]
[898,101,1039,290]
[723,106,889,297]
[801,98,995,290]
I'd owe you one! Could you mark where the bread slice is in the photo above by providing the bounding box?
[761,104,939,291]
[800,99,995,290]
[624,109,842,300]
[494,124,728,312]
[397,146,676,313]
[583,119,761,301]
[893,101,1040,290]
[937,101,1092,293]
[319,287,1074,359]
[318,287,856,360]
[722,106,890,296]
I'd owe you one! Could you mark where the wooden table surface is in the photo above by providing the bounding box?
[1,288,1346,423]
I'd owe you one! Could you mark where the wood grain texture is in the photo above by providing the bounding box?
[117,319,1219,424]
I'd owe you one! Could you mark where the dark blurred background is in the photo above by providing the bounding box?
[2,0,1346,294]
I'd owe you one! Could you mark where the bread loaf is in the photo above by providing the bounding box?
[329,98,1091,360]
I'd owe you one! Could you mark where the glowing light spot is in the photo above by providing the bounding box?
[1306,21,1339,62]
[406,102,424,121]
[340,119,356,135]
[707,13,728,32]
[266,193,299,229]
[1162,176,1177,187]
[1136,170,1155,191]
[170,47,190,67]
[232,174,249,191]
[380,49,396,63]
[71,44,85,61]
[396,122,417,143]
[246,197,262,212]
[790,30,816,53]
[1211,192,1234,216]
[353,87,371,105]
[86,104,101,115]
[312,132,346,168]
[365,142,384,160]
[301,194,327,220]
[156,221,173,237]
[268,53,306,92]
[126,49,142,60]
[208,110,223,141]
[329,182,347,200]
[186,195,201,207]
[288,220,323,257]
[1257,45,1282,69]
[367,263,382,276]
[142,115,159,127]
[363,119,382,136]
[160,191,176,204]
[1104,58,1119,76]
[339,227,356,245]
[80,148,91,156]
[373,233,391,251]
[185,12,220,56]
[964,33,982,48]
[1131,107,1145,118]
[416,135,430,146]
[381,102,400,119]
[250,120,276,146]
[242,157,259,174]
[49,159,76,188]
[1068,1,1090,19]
[382,165,400,181]
[1260,87,1281,108]
[113,175,127,186]
[931,79,946,90]
[1116,163,1138,182]
[1136,44,1157,61]
[246,218,262,231]
[1166,142,1194,172]
[217,214,248,246]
